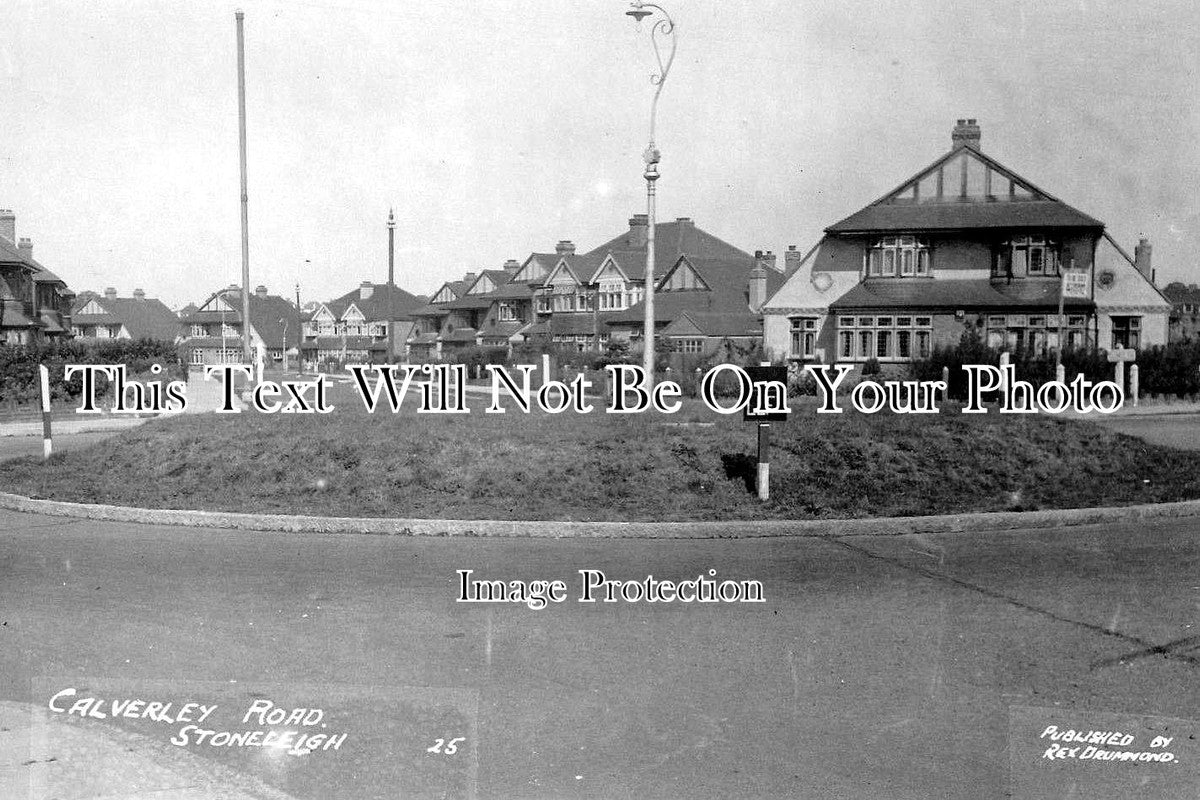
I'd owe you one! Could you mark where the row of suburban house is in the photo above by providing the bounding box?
[3,120,1192,367]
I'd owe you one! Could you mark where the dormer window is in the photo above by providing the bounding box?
[993,235,1061,279]
[866,236,931,278]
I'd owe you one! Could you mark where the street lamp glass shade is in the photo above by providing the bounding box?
[626,7,652,22]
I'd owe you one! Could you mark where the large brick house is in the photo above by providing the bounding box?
[400,216,777,361]
[763,120,1170,366]
[71,288,181,342]
[179,285,296,367]
[0,209,75,345]
[301,281,422,366]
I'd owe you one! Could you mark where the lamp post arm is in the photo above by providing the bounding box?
[643,7,677,146]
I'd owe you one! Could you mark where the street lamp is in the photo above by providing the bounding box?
[624,0,677,382]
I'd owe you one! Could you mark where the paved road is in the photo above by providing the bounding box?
[0,509,1197,799]
[1090,412,1200,451]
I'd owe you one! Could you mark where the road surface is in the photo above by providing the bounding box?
[0,508,1196,799]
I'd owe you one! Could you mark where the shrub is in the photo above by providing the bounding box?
[0,339,185,406]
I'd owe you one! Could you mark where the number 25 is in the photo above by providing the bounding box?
[427,737,465,755]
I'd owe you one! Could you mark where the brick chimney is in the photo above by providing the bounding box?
[255,285,268,298]
[555,240,576,256]
[104,287,117,300]
[749,250,769,312]
[462,272,477,286]
[133,288,145,300]
[359,281,374,300]
[0,210,13,244]
[952,118,981,150]
[1134,238,1152,280]
[18,237,32,260]
[628,213,649,248]
[502,259,520,274]
[784,244,801,273]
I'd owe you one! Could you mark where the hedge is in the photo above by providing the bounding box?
[0,339,185,406]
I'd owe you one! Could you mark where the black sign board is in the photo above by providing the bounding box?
[742,366,791,423]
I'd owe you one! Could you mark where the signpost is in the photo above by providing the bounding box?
[39,364,52,459]
[743,364,789,501]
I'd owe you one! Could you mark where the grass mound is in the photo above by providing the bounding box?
[3,395,1198,521]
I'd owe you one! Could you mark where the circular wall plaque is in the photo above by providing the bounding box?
[1097,269,1116,290]
[811,271,834,292]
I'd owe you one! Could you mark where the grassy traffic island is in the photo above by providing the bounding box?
[2,390,1199,522]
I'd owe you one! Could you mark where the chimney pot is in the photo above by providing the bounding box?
[254,285,268,298]
[952,118,982,149]
[104,287,117,299]
[1134,238,1153,279]
[17,237,32,257]
[0,210,15,245]
[628,214,649,248]
[133,288,145,300]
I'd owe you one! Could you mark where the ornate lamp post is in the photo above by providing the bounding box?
[624,1,676,382]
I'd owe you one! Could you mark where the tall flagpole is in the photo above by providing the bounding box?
[236,11,252,365]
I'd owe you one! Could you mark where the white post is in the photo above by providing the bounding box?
[1056,363,1066,385]
[941,365,950,402]
[39,365,52,460]
[1129,364,1139,407]
[999,351,1010,402]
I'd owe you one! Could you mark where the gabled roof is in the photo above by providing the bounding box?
[184,288,298,349]
[584,218,752,281]
[75,295,181,340]
[465,269,513,295]
[609,254,783,325]
[826,143,1104,234]
[323,283,422,322]
[663,310,764,338]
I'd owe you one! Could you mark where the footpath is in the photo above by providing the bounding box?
[0,701,294,800]
[0,373,245,438]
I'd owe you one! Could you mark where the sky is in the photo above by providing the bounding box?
[2,0,1198,309]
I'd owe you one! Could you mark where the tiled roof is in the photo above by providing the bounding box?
[669,311,763,337]
[828,278,1095,311]
[442,294,494,310]
[185,289,299,349]
[1163,282,1200,305]
[608,255,784,324]
[585,219,753,281]
[525,312,620,336]
[826,143,1104,234]
[410,332,439,345]
[477,321,527,339]
[74,295,181,341]
[323,283,423,322]
[826,200,1104,234]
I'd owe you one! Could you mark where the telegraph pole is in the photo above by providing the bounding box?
[387,208,397,361]
[235,11,252,365]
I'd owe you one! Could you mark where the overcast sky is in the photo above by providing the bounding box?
[3,0,1198,308]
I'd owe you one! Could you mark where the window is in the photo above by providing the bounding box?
[598,281,625,310]
[189,348,204,365]
[536,292,552,314]
[190,324,205,337]
[790,317,818,359]
[675,338,704,354]
[867,237,931,278]
[994,235,1060,279]
[499,303,518,322]
[1111,316,1141,349]
[836,315,933,361]
[986,312,1089,352]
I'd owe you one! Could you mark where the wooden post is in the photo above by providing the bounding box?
[39,365,52,460]
[1130,364,1139,407]
[941,365,950,402]
[757,422,770,501]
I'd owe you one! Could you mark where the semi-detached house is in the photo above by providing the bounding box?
[763,120,1170,367]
